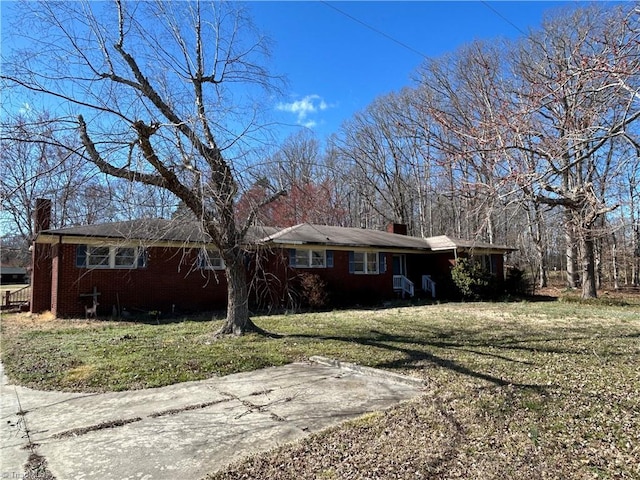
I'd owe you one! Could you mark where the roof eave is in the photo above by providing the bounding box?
[34,232,211,249]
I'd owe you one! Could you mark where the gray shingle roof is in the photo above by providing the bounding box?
[37,220,515,253]
[423,235,516,252]
[0,266,27,275]
[39,219,278,245]
[259,223,432,250]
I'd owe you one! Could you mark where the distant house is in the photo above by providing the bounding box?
[0,265,28,284]
[30,201,515,317]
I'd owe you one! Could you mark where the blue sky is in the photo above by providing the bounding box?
[248,1,587,140]
[1,1,593,143]
[0,0,609,236]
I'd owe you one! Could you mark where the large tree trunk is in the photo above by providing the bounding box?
[633,225,640,287]
[595,237,602,290]
[630,176,640,286]
[565,215,579,288]
[528,202,548,288]
[216,249,256,336]
[581,233,598,299]
[537,244,548,289]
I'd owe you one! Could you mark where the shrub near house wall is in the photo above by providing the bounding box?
[451,257,498,301]
[504,266,533,296]
[297,273,329,309]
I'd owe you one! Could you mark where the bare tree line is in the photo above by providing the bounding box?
[259,4,640,298]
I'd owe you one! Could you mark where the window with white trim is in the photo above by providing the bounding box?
[352,251,379,274]
[84,246,140,269]
[114,247,137,267]
[294,249,327,268]
[199,249,225,270]
[86,246,110,267]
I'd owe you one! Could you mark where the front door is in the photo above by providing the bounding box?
[392,254,406,276]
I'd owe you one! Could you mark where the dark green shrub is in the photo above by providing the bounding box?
[451,257,496,301]
[505,266,533,296]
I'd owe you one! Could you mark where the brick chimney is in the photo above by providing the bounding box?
[386,223,407,235]
[33,198,52,234]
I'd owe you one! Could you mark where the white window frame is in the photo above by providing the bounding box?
[87,246,139,269]
[353,251,379,274]
[200,249,225,270]
[294,249,327,268]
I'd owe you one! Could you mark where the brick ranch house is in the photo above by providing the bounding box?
[30,201,516,317]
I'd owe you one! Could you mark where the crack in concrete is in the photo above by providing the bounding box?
[219,390,290,423]
[149,397,233,418]
[52,417,143,439]
[3,361,423,480]
[51,397,237,439]
[10,388,57,479]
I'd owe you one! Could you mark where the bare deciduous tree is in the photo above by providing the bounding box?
[1,113,114,239]
[331,90,425,233]
[512,5,640,298]
[1,0,285,334]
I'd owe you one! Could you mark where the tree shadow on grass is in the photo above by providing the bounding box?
[288,324,638,391]
[288,330,547,391]
[383,323,639,357]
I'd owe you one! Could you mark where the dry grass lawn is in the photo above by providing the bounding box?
[2,295,639,479]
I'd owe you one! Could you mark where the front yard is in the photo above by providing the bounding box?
[2,298,639,478]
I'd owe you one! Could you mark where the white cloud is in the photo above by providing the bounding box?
[18,103,32,115]
[276,94,332,127]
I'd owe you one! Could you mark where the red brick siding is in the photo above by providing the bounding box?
[320,250,394,304]
[47,244,228,317]
[32,241,509,316]
[253,249,396,308]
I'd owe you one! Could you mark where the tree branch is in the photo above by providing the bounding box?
[78,115,164,187]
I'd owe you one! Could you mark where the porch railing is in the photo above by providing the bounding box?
[422,275,436,298]
[393,275,414,297]
[3,285,31,309]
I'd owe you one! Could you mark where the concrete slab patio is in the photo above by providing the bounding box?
[1,359,424,479]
